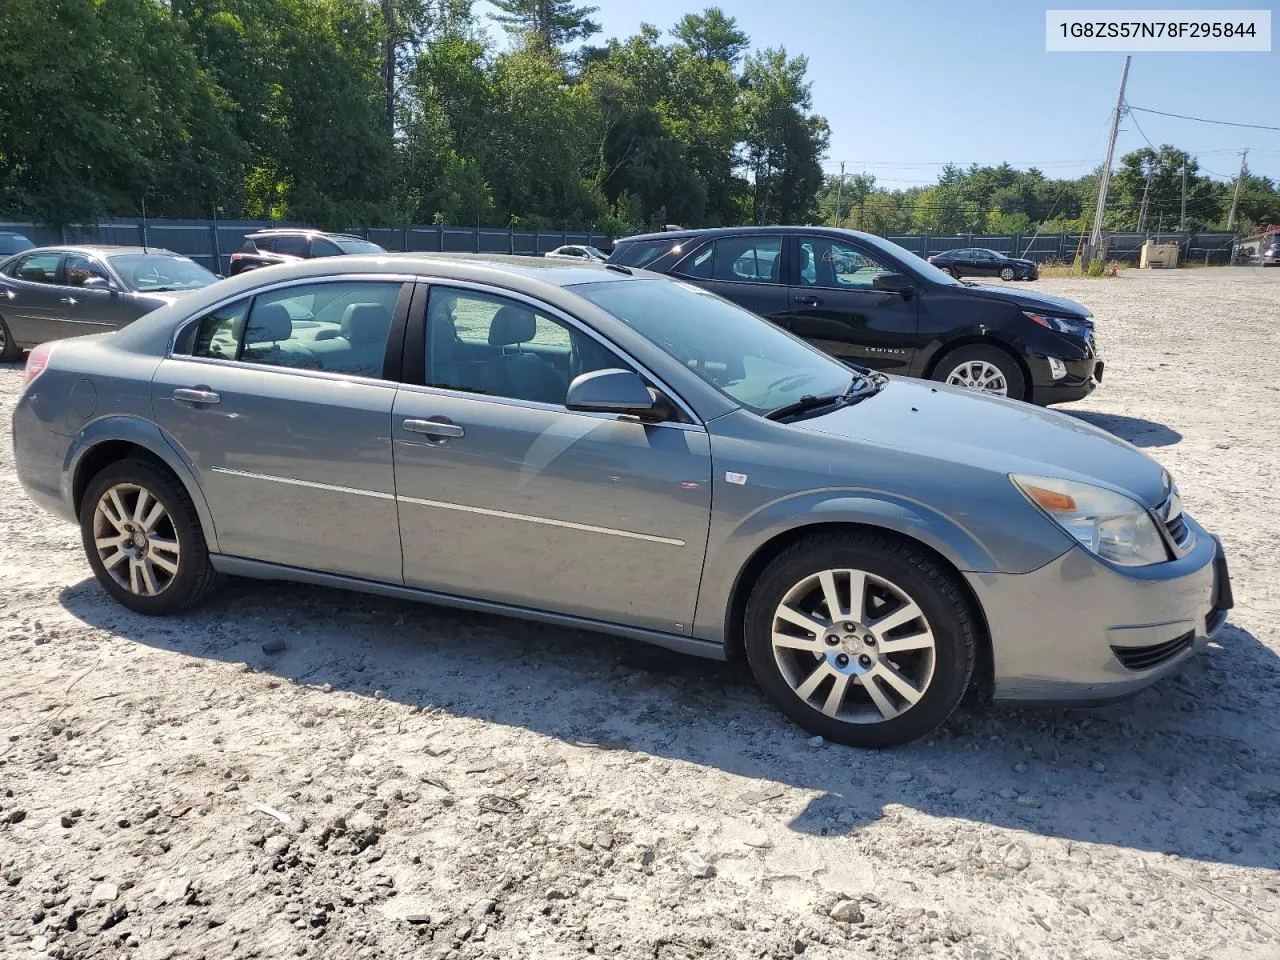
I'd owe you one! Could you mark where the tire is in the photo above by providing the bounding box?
[944,266,959,279]
[999,266,1015,281]
[0,315,20,362]
[931,343,1026,401]
[743,532,977,748]
[79,458,220,615]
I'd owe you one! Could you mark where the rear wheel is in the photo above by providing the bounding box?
[943,266,959,279]
[80,459,220,615]
[743,533,977,748]
[0,315,19,361]
[933,344,1026,400]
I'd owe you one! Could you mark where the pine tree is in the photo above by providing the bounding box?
[489,0,600,51]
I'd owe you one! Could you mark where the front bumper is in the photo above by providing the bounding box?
[966,517,1232,704]
[1031,352,1103,405]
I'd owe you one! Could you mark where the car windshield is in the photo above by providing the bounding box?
[335,238,386,254]
[108,254,218,292]
[571,278,857,416]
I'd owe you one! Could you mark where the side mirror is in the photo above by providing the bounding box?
[82,276,116,292]
[566,368,666,420]
[872,272,915,298]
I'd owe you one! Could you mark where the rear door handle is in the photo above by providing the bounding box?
[794,295,823,306]
[404,418,464,439]
[172,387,221,405]
[59,297,78,305]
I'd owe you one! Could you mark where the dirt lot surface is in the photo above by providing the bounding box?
[2,267,1279,960]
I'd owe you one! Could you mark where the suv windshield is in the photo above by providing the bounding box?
[335,238,386,254]
[571,278,857,415]
[108,254,217,292]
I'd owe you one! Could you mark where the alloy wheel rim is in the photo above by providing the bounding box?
[945,360,1008,395]
[1001,268,1015,280]
[771,568,937,724]
[93,483,181,597]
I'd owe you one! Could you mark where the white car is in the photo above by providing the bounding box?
[545,245,608,263]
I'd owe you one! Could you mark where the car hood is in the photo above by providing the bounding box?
[792,378,1167,507]
[958,283,1090,318]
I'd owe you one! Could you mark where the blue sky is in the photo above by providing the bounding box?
[571,0,1279,187]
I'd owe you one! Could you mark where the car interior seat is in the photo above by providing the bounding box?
[480,305,565,405]
[339,303,391,377]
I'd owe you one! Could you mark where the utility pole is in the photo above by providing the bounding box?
[835,161,846,228]
[1137,166,1152,233]
[1086,55,1131,266]
[1180,157,1188,232]
[1227,149,1248,231]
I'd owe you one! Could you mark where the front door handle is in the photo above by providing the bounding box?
[172,387,221,405]
[59,297,78,305]
[794,295,823,306]
[404,418,464,439]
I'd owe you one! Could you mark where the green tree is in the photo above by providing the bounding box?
[740,48,829,224]
[672,7,749,65]
[0,0,241,223]
[489,0,600,51]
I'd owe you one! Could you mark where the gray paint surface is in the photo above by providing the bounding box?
[12,254,1226,703]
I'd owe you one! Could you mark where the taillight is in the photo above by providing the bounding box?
[926,256,935,263]
[229,253,244,262]
[23,341,57,388]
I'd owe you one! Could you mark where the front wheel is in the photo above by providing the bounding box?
[0,315,20,362]
[933,344,1026,400]
[80,459,220,615]
[743,533,977,748]
[999,266,1016,281]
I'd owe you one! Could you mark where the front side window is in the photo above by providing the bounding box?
[7,252,61,283]
[188,281,400,377]
[572,278,854,416]
[798,237,894,290]
[425,287,628,406]
[334,238,385,255]
[63,254,112,288]
[310,238,343,257]
[678,236,782,284]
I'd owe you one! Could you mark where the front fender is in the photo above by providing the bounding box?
[63,415,220,553]
[690,488,1006,644]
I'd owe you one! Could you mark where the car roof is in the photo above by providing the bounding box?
[15,245,176,257]
[613,225,884,245]
[248,229,366,240]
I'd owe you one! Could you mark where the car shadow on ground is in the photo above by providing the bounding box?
[60,575,1280,872]
[1068,409,1183,448]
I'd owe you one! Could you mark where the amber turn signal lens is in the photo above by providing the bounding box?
[1023,484,1077,513]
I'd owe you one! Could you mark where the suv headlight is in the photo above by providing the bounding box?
[1023,311,1092,338]
[1011,475,1168,567]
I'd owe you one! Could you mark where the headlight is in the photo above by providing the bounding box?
[1023,311,1091,337]
[1010,475,1169,567]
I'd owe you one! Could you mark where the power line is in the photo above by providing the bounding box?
[1128,105,1280,133]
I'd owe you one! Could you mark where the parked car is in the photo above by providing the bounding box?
[0,245,218,361]
[609,227,1099,405]
[545,244,608,263]
[0,231,35,256]
[927,248,1039,281]
[13,254,1231,747]
[228,229,386,276]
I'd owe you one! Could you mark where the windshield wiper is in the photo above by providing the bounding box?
[767,372,886,422]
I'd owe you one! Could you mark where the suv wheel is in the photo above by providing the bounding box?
[743,533,977,748]
[80,459,220,615]
[933,344,1026,400]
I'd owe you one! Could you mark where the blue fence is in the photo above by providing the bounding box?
[1,219,1240,270]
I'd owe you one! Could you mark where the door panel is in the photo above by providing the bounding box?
[392,390,712,633]
[0,252,64,344]
[56,254,141,334]
[783,236,920,372]
[152,359,402,580]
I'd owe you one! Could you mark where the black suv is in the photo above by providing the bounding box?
[228,229,386,276]
[609,226,1101,405]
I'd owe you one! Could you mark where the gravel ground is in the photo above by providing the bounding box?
[2,267,1279,960]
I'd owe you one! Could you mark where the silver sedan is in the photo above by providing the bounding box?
[11,255,1233,747]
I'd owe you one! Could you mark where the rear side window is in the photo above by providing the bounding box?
[611,240,680,269]
[6,252,61,283]
[676,236,782,284]
[271,235,309,258]
[188,281,401,378]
